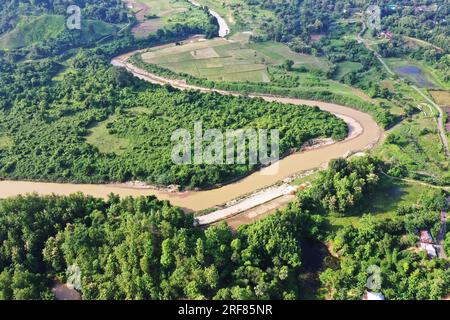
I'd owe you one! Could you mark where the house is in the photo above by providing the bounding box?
[387,4,398,11]
[420,242,437,258]
[379,31,393,40]
[420,230,433,244]
[415,4,438,13]
[363,291,385,300]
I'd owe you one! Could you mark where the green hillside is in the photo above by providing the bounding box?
[0,14,117,50]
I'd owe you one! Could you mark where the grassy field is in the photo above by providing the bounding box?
[333,61,363,80]
[86,115,130,155]
[0,14,117,50]
[140,34,330,82]
[0,135,13,150]
[374,113,450,183]
[326,176,433,230]
[0,15,64,49]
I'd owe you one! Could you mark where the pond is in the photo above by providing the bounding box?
[395,65,437,88]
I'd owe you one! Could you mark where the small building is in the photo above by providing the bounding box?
[387,4,398,11]
[378,31,393,40]
[363,291,385,300]
[420,242,437,258]
[420,230,433,244]
[415,5,437,13]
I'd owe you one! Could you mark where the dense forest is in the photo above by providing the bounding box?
[244,0,449,51]
[0,0,449,301]
[0,192,322,299]
[0,156,447,300]
[0,50,346,189]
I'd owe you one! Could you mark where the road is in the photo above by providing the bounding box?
[436,196,450,259]
[410,85,450,157]
[357,22,449,158]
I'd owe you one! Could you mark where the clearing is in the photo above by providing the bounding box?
[125,0,190,38]
[86,116,130,155]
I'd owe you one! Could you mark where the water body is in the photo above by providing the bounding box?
[0,96,381,212]
[395,65,437,88]
[0,33,382,212]
[187,0,230,37]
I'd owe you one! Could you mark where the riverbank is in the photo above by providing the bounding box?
[0,50,381,212]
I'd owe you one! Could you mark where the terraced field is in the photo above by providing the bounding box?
[141,36,268,81]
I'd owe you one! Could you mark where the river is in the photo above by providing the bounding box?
[0,60,381,212]
[0,17,382,212]
[187,0,230,37]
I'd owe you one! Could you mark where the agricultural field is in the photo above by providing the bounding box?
[430,90,450,107]
[140,34,329,82]
[142,36,269,82]
[126,0,189,38]
[374,112,450,184]
[248,41,330,71]
[430,90,450,134]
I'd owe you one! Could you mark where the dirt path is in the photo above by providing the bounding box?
[436,196,450,259]
[357,21,449,158]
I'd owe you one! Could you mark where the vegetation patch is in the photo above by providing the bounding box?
[430,90,450,106]
[0,53,347,188]
[0,15,65,50]
[86,116,130,155]
[0,135,12,150]
[333,61,363,80]
[374,115,450,185]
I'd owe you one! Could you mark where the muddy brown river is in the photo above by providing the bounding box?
[0,48,382,212]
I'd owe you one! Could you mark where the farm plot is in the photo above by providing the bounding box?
[125,0,189,38]
[248,41,330,72]
[430,91,450,133]
[141,37,270,82]
[140,34,329,82]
